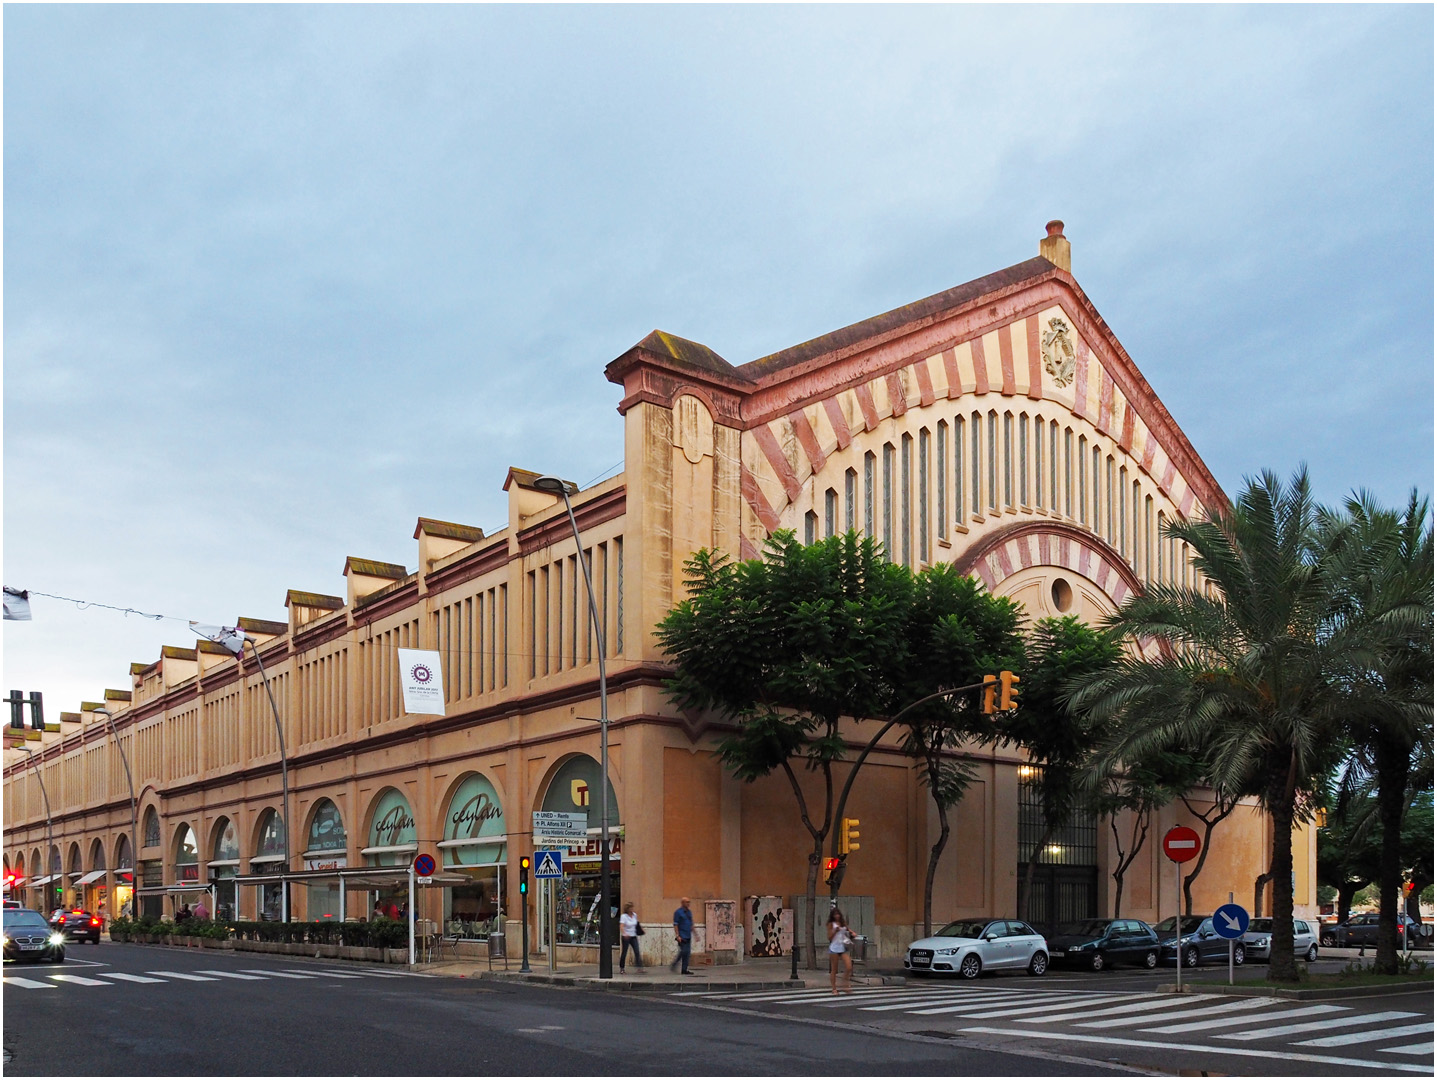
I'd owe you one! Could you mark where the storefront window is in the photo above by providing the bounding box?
[540,755,621,946]
[214,819,240,861]
[140,860,163,920]
[252,810,286,920]
[142,807,161,849]
[441,773,505,939]
[115,836,134,919]
[305,799,347,920]
[210,818,240,921]
[365,789,416,917]
[174,825,200,883]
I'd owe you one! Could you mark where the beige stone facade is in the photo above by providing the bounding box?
[3,224,1317,957]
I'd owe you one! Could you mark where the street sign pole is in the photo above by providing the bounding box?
[408,864,416,967]
[1229,892,1234,986]
[1162,825,1201,993]
[1175,856,1182,992]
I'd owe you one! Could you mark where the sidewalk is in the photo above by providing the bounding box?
[414,953,908,992]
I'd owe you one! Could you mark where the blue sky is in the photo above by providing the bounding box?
[4,5,1432,714]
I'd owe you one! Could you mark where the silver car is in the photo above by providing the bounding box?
[1243,917,1319,963]
[904,918,1049,979]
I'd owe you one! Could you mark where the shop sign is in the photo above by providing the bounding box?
[369,789,417,848]
[560,836,622,862]
[304,856,348,872]
[307,800,347,853]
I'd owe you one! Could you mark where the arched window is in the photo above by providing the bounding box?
[254,809,286,860]
[364,789,416,865]
[142,807,161,848]
[441,773,507,940]
[213,818,240,862]
[539,755,621,946]
[174,824,199,884]
[306,799,347,854]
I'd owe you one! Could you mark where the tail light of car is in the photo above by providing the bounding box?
[91,917,100,926]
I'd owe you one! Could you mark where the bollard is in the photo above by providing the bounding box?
[790,943,801,981]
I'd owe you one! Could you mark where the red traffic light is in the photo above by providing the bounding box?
[823,857,840,872]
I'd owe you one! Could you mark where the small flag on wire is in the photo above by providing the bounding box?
[3,587,32,621]
[190,622,248,656]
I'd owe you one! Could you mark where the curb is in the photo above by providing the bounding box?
[476,971,799,992]
[1161,980,1434,1001]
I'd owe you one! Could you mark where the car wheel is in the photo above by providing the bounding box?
[1089,952,1105,972]
[1320,934,1335,947]
[959,953,982,979]
[1233,944,1245,966]
[1184,946,1201,968]
[1028,951,1048,976]
[1143,950,1158,969]
[1306,944,1318,962]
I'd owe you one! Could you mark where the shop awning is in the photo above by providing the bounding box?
[233,867,468,889]
[136,883,217,896]
[29,875,53,887]
[76,870,107,885]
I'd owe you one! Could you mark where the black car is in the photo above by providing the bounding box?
[3,908,66,963]
[50,908,102,944]
[1323,913,1420,948]
[1156,915,1245,967]
[1049,918,1161,971]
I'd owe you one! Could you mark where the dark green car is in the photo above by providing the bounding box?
[1048,918,1160,971]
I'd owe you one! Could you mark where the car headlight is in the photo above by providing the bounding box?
[1253,937,1270,948]
[48,932,65,946]
[1070,943,1090,950]
[1,935,9,947]
[936,947,960,955]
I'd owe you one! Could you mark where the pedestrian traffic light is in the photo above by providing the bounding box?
[824,857,845,889]
[998,670,1020,711]
[981,674,997,715]
[1405,881,1416,895]
[519,855,530,895]
[839,818,861,855]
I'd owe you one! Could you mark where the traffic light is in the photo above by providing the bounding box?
[999,670,1020,711]
[823,857,845,889]
[981,674,997,715]
[839,817,861,855]
[1405,881,1416,895]
[519,855,530,895]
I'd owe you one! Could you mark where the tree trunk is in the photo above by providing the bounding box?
[924,798,952,940]
[805,840,823,971]
[1266,790,1298,982]
[1178,798,1237,917]
[1019,823,1055,924]
[1373,733,1409,975]
[1336,881,1361,926]
[1254,871,1272,918]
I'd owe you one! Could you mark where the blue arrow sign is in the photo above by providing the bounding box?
[533,849,564,879]
[1213,903,1249,940]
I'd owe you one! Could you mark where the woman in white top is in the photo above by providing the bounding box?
[619,902,645,973]
[827,907,853,994]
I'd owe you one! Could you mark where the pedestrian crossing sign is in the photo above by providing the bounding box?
[534,849,563,879]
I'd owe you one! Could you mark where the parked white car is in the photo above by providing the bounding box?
[1243,917,1319,963]
[904,918,1049,979]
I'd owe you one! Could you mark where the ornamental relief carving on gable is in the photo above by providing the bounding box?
[1041,316,1077,388]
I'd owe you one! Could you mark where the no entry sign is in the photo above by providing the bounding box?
[1162,826,1201,863]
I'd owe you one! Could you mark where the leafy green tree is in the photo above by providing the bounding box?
[1321,491,1433,973]
[1075,469,1351,981]
[890,564,1023,936]
[1402,791,1433,922]
[1317,795,1381,925]
[1094,749,1187,918]
[656,531,911,968]
[999,616,1122,924]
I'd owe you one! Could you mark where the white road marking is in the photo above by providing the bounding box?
[102,973,166,983]
[1066,996,1245,1025]
[1142,1003,1342,1034]
[1380,1042,1435,1056]
[285,968,361,978]
[238,969,314,979]
[957,1025,1433,1073]
[146,971,220,982]
[47,973,111,986]
[859,992,1038,1013]
[2,976,55,989]
[194,970,268,980]
[960,994,1151,1019]
[1295,1022,1434,1048]
[1030,995,1276,1028]
[319,969,403,979]
[1219,1009,1419,1041]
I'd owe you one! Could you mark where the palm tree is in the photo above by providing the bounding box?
[1075,469,1352,981]
[1320,491,1433,973]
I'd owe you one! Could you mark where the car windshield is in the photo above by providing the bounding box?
[1058,920,1111,938]
[1153,916,1204,935]
[3,910,49,931]
[1249,919,1272,933]
[934,921,990,940]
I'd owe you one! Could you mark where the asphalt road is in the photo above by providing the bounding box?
[2,943,1129,1077]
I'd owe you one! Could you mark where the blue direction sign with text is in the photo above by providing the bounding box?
[1213,903,1249,939]
[533,850,564,879]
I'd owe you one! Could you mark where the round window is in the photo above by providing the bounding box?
[1051,577,1073,612]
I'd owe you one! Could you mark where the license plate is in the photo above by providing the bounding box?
[1053,951,1066,957]
[911,957,931,968]
[19,944,42,950]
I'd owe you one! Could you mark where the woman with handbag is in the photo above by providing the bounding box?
[827,907,854,994]
[619,901,646,973]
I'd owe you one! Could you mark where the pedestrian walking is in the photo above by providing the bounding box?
[619,902,645,973]
[670,896,695,975]
[194,898,210,921]
[827,907,853,994]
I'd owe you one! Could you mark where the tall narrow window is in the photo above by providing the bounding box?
[954,416,965,518]
[918,430,930,561]
[824,488,837,538]
[1107,457,1116,545]
[1031,415,1041,508]
[1157,511,1166,582]
[971,413,982,515]
[1145,494,1154,582]
[1003,412,1015,508]
[1050,422,1060,513]
[845,469,857,532]
[936,422,948,541]
[1093,450,1102,537]
[902,434,913,566]
[882,443,895,561]
[804,510,817,545]
[864,452,876,538]
[1118,465,1128,558]
[1077,435,1087,524]
[987,412,998,512]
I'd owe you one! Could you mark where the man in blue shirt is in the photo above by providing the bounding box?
[670,896,695,975]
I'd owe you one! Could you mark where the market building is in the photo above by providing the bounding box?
[2,224,1318,960]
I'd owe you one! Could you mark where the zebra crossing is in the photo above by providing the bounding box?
[674,983,1434,1071]
[3,966,422,991]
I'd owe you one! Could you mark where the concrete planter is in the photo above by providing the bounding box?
[314,944,340,959]
[385,948,407,964]
[338,945,369,961]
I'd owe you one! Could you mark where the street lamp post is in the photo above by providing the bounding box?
[93,707,138,920]
[532,474,614,980]
[243,639,292,922]
[16,745,54,911]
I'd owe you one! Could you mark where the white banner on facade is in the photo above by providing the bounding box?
[397,648,446,715]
